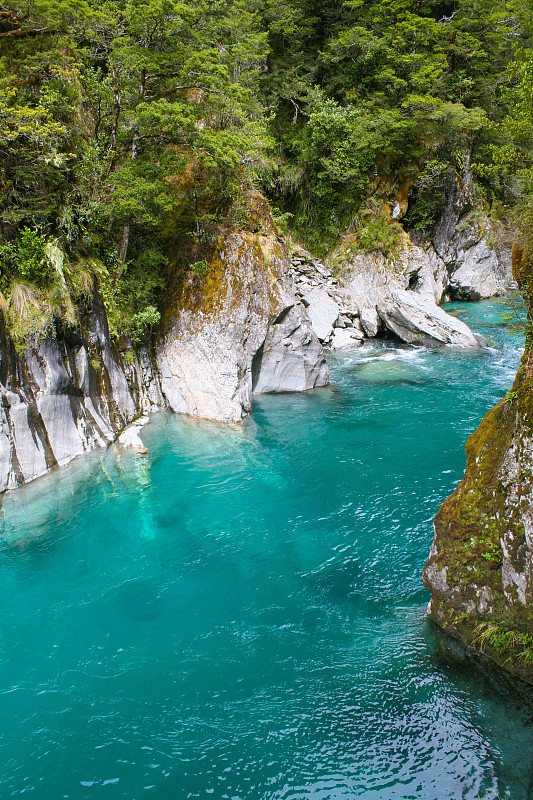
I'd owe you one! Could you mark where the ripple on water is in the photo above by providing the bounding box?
[0,300,532,800]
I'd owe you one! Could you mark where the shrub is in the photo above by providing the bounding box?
[130,305,161,345]
[0,228,51,288]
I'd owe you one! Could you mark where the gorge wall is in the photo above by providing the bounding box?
[423,246,533,687]
[0,197,510,492]
[423,363,533,686]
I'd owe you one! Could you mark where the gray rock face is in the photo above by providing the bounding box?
[0,188,511,494]
[431,191,511,300]
[252,303,328,393]
[156,228,329,423]
[304,287,340,341]
[378,290,479,347]
[126,346,166,413]
[447,235,507,300]
[359,306,381,338]
[0,202,330,491]
[330,241,479,348]
[329,327,364,349]
[0,299,136,492]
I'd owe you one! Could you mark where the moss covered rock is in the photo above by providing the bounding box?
[155,201,329,424]
[423,363,533,684]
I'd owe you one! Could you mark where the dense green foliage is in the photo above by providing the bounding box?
[1,0,533,344]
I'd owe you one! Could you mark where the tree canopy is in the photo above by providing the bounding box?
[1,0,532,343]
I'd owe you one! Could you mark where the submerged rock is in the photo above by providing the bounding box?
[118,417,150,453]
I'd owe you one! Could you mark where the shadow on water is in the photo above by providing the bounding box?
[105,577,162,622]
[431,625,533,800]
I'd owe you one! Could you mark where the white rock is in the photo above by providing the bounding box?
[118,422,149,453]
[157,222,329,423]
[449,239,505,300]
[378,290,479,347]
[305,286,341,341]
[252,305,328,393]
[329,327,364,350]
[330,241,478,347]
[359,305,380,338]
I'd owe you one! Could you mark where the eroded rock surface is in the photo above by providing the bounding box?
[299,239,481,349]
[0,298,136,492]
[0,191,511,492]
[423,364,533,685]
[0,199,329,489]
[156,206,328,423]
[379,290,478,347]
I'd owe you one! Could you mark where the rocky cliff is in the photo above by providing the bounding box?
[0,293,136,492]
[423,362,533,686]
[0,197,328,490]
[0,195,509,493]
[153,196,327,423]
[423,242,533,686]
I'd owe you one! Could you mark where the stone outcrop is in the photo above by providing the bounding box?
[0,296,136,492]
[423,363,533,686]
[0,197,328,490]
[422,242,533,687]
[434,214,512,301]
[290,239,479,349]
[425,169,512,300]
[156,199,328,423]
[338,242,481,347]
[0,190,511,493]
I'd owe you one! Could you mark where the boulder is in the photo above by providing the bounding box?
[118,417,150,453]
[303,286,340,341]
[359,305,381,338]
[329,327,364,350]
[378,290,480,347]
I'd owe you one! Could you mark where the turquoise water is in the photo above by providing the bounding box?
[1,300,532,800]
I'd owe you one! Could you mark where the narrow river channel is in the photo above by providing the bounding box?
[1,300,531,799]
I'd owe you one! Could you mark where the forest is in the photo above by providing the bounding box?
[1,0,533,347]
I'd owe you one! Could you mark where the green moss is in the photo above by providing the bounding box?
[426,364,533,684]
[160,225,285,337]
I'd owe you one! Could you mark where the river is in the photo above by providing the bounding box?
[1,300,532,799]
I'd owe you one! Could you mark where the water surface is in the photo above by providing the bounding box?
[1,300,532,799]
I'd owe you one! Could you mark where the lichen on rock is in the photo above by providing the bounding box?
[156,215,329,423]
[423,362,533,684]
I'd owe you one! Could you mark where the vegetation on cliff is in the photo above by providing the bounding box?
[423,357,533,685]
[1,0,533,348]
